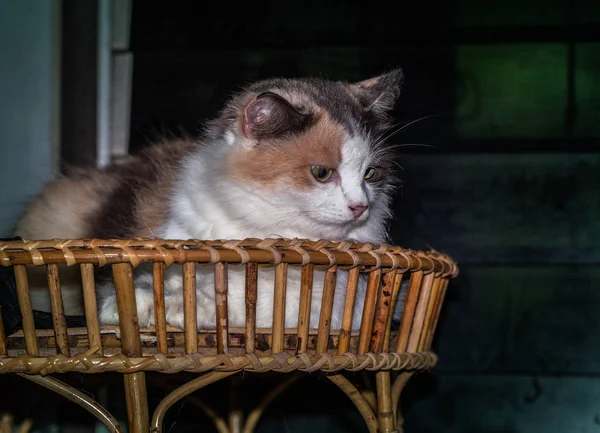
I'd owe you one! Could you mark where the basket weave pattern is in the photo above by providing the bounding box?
[0,238,457,433]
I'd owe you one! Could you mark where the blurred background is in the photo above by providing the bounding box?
[1,0,600,432]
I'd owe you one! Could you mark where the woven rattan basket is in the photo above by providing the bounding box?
[0,238,457,433]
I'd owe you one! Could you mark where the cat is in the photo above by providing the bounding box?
[15,69,405,331]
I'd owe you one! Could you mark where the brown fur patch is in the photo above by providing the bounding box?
[15,175,118,239]
[131,140,194,237]
[227,112,345,190]
[15,138,196,240]
[90,138,196,238]
[15,139,196,316]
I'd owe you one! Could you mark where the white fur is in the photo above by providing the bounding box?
[98,131,400,331]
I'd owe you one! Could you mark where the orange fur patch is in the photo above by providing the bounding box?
[227,113,345,190]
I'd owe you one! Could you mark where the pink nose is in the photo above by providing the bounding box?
[349,203,368,218]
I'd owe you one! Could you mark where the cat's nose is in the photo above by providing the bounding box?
[349,202,368,218]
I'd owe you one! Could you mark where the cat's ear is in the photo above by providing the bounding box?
[241,91,310,144]
[348,69,403,114]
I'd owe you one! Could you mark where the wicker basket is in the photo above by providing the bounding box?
[0,238,457,433]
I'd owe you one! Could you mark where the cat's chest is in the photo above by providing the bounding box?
[160,208,324,242]
[159,199,232,240]
[159,191,266,240]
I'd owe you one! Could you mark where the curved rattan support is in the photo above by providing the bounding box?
[242,373,302,433]
[151,371,236,433]
[151,375,230,433]
[0,413,32,433]
[391,372,414,428]
[184,394,229,433]
[327,374,378,433]
[17,373,123,433]
[157,372,303,433]
[19,420,33,433]
[0,414,10,433]
[0,351,438,374]
[360,372,377,411]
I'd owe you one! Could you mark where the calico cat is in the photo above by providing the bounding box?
[15,70,404,331]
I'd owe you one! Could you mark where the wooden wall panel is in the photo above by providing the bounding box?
[392,153,600,264]
[403,375,600,433]
[431,265,600,375]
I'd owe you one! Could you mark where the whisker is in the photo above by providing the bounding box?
[371,114,439,149]
[394,114,439,134]
[256,213,299,232]
[390,160,407,175]
[391,143,439,150]
[145,223,157,238]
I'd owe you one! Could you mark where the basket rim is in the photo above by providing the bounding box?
[0,237,459,277]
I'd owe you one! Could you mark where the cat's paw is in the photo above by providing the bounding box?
[134,289,156,329]
[98,295,120,325]
[97,290,156,328]
[165,297,185,330]
[163,297,216,330]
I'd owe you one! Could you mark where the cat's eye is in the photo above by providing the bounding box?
[311,166,333,182]
[364,167,376,180]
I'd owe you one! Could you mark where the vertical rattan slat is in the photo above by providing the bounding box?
[111,262,149,433]
[80,263,102,355]
[316,267,337,354]
[390,269,430,428]
[0,305,6,356]
[228,376,243,433]
[406,271,435,353]
[112,263,142,356]
[244,262,258,353]
[425,279,450,349]
[338,266,360,354]
[371,268,398,432]
[382,272,404,352]
[396,270,423,353]
[183,261,198,354]
[272,263,288,353]
[124,372,150,433]
[46,264,70,356]
[152,262,168,354]
[215,262,229,354]
[370,269,397,353]
[418,276,443,351]
[296,263,314,353]
[357,269,382,354]
[375,371,394,432]
[13,265,38,355]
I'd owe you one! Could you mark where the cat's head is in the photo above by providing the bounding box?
[205,70,404,241]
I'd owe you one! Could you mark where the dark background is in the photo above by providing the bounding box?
[127,1,600,432]
[4,0,600,432]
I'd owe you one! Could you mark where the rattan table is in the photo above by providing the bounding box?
[0,238,457,433]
